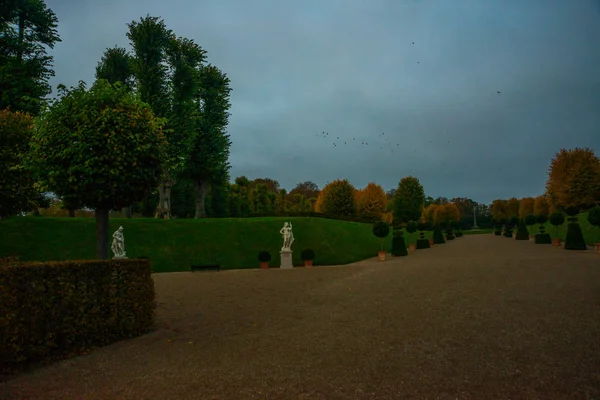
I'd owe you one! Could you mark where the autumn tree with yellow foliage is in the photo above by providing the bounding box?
[545,147,600,213]
[315,179,356,216]
[491,199,507,222]
[533,195,550,218]
[355,182,388,221]
[434,203,460,228]
[518,197,535,219]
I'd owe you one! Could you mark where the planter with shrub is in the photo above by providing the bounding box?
[525,214,537,241]
[548,211,565,246]
[515,219,529,240]
[301,249,315,267]
[406,221,418,252]
[391,225,408,257]
[534,215,552,244]
[587,206,600,253]
[433,225,446,244]
[373,221,390,261]
[563,207,586,250]
[416,222,431,249]
[258,251,271,269]
[455,231,463,237]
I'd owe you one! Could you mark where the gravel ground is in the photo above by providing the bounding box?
[2,235,600,400]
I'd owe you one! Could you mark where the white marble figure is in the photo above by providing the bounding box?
[280,222,294,251]
[111,226,127,258]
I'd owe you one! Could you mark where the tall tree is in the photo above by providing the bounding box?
[30,80,167,258]
[183,64,232,218]
[0,0,60,116]
[545,147,600,212]
[126,15,174,219]
[289,181,320,201]
[356,182,388,221]
[95,46,134,90]
[394,176,425,224]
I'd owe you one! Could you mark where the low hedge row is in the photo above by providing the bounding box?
[247,211,377,224]
[0,258,155,371]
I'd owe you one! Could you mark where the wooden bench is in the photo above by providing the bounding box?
[190,264,221,272]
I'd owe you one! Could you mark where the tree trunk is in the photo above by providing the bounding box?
[194,180,208,219]
[69,209,75,218]
[95,208,110,260]
[155,170,174,220]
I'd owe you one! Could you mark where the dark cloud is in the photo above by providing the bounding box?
[45,0,600,203]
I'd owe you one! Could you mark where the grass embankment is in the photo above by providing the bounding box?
[0,217,392,272]
[527,212,600,244]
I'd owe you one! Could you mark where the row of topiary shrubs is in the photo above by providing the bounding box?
[0,258,156,372]
[494,206,600,249]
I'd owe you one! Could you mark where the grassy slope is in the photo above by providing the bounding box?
[0,217,392,272]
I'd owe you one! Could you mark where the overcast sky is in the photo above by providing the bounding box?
[45,0,600,204]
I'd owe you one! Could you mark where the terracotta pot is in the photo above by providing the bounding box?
[552,238,561,247]
[595,243,600,253]
[529,235,534,242]
[429,238,434,246]
[304,260,313,267]
[260,262,269,269]
[408,244,416,253]
[377,251,386,261]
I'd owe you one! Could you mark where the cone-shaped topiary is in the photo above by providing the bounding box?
[534,214,552,244]
[509,216,519,229]
[416,222,430,249]
[433,225,446,244]
[391,236,408,256]
[564,215,587,250]
[515,219,529,240]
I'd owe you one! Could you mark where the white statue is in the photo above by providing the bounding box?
[280,222,294,251]
[111,226,127,259]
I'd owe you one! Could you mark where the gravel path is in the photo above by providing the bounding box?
[2,235,600,399]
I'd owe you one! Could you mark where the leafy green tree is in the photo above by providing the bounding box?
[0,0,60,116]
[126,15,174,219]
[95,46,134,90]
[321,179,357,216]
[393,176,425,224]
[30,80,168,258]
[183,64,232,218]
[0,109,38,218]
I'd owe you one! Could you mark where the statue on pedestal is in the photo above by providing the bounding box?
[280,222,294,251]
[111,226,127,259]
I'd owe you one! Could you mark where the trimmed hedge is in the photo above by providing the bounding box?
[433,226,446,244]
[247,211,376,224]
[0,259,155,371]
[564,220,587,250]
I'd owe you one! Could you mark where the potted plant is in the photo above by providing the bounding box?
[548,211,565,246]
[564,207,587,250]
[258,251,271,269]
[373,221,390,261]
[534,215,551,244]
[425,223,435,246]
[433,225,446,244]
[587,206,600,253]
[525,214,537,241]
[515,219,529,240]
[391,224,408,257]
[492,219,502,236]
[405,221,418,252]
[301,249,315,267]
[416,222,431,249]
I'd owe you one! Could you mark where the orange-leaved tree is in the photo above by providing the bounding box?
[421,203,440,226]
[435,203,460,228]
[355,182,388,221]
[491,199,507,222]
[545,147,600,213]
[518,197,535,219]
[506,197,520,220]
[533,195,550,218]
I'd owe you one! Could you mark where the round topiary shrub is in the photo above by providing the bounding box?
[301,249,315,261]
[405,221,418,247]
[445,228,455,240]
[533,214,551,244]
[373,221,390,251]
[587,206,600,230]
[515,219,529,240]
[258,251,271,262]
[455,231,463,237]
[509,216,519,228]
[525,214,537,227]
[549,212,565,240]
[433,225,446,244]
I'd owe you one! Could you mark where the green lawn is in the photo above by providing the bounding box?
[0,217,393,272]
[527,212,600,245]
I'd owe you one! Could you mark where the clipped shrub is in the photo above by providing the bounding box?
[509,216,519,228]
[391,236,408,257]
[564,215,587,250]
[503,227,513,238]
[515,219,529,240]
[525,214,537,234]
[258,251,271,262]
[433,225,446,244]
[534,214,551,244]
[587,206,600,231]
[549,212,565,239]
[405,221,418,245]
[445,228,455,240]
[415,222,430,249]
[301,249,315,261]
[372,221,390,251]
[455,231,463,237]
[0,259,155,370]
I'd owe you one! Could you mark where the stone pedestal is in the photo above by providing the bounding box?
[280,250,293,269]
[113,256,128,260]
